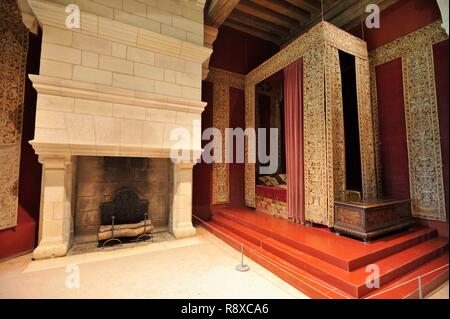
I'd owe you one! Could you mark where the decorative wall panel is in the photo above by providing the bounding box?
[207,68,245,205]
[325,45,346,225]
[212,82,229,204]
[245,85,256,207]
[0,0,29,230]
[356,57,378,199]
[256,196,288,219]
[208,67,245,90]
[370,21,448,221]
[369,62,383,197]
[303,44,329,225]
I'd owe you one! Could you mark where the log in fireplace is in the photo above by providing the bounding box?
[98,188,154,246]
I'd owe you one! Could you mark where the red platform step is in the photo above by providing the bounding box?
[203,221,353,299]
[364,253,449,299]
[200,207,449,299]
[216,208,438,271]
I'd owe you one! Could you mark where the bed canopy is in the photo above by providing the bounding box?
[244,21,377,227]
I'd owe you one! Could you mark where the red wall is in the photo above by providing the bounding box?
[351,0,441,50]
[352,0,448,237]
[376,58,410,199]
[0,31,42,261]
[209,25,279,74]
[192,84,247,220]
[228,87,246,207]
[193,27,278,220]
[192,81,213,222]
[423,39,449,237]
[433,40,449,222]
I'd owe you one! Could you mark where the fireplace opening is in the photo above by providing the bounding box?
[74,156,173,246]
[98,188,153,246]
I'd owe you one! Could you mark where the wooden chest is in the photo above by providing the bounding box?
[334,199,413,241]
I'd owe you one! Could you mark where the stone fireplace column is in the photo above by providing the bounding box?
[33,156,76,260]
[170,163,196,238]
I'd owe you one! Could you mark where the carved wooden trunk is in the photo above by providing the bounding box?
[334,199,413,241]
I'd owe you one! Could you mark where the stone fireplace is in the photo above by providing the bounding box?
[75,157,172,244]
[27,0,212,259]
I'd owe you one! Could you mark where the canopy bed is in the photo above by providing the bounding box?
[245,21,383,229]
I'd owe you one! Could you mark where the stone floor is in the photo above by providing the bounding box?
[0,226,308,299]
[0,226,447,299]
[427,281,449,299]
[67,229,174,255]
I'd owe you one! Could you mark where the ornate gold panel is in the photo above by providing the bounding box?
[245,85,256,207]
[303,44,329,225]
[207,68,245,205]
[211,81,229,204]
[369,62,384,197]
[0,145,21,230]
[0,0,29,230]
[370,21,448,221]
[325,45,346,226]
[356,57,378,199]
[246,21,368,86]
[403,45,445,220]
[207,67,245,90]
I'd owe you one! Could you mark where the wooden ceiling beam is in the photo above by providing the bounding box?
[205,0,241,28]
[330,0,384,28]
[236,0,300,30]
[274,0,398,48]
[280,0,359,47]
[247,0,309,23]
[342,0,399,31]
[285,0,321,14]
[296,0,360,30]
[228,11,290,36]
[223,20,281,44]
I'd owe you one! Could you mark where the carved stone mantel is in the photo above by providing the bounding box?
[27,0,211,258]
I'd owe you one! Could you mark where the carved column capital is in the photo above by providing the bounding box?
[15,0,39,34]
[38,155,72,167]
[173,162,196,170]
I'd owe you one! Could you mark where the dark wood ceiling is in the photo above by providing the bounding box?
[205,0,399,47]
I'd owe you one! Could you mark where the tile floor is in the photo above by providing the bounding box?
[0,226,308,299]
